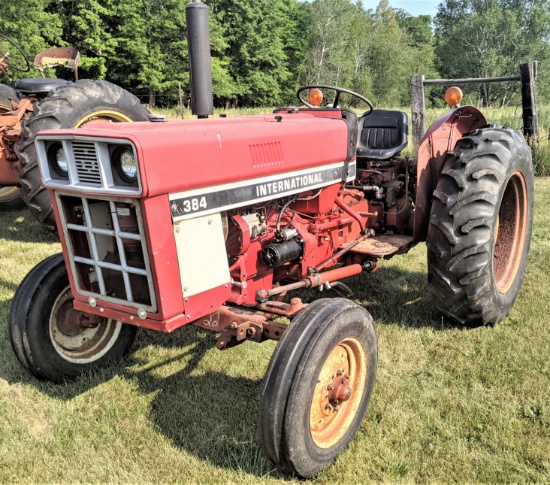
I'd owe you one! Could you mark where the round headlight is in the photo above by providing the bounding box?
[47,142,68,177]
[113,147,138,183]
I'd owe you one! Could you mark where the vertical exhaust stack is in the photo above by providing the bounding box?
[186,0,214,118]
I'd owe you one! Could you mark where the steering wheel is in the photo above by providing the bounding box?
[297,84,374,115]
[0,34,30,73]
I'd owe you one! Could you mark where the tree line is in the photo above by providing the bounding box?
[1,0,549,108]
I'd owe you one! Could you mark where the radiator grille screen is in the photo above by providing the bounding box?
[58,194,157,312]
[73,142,101,185]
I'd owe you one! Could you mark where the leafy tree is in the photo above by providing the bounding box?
[208,0,305,107]
[0,0,63,82]
[51,0,118,80]
[304,0,359,87]
[435,0,550,106]
[366,0,427,106]
[107,0,189,106]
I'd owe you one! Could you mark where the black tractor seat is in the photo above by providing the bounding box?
[356,109,408,160]
[15,78,73,95]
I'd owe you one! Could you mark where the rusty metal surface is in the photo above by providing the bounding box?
[256,264,363,302]
[413,106,487,243]
[34,47,80,79]
[191,305,290,350]
[341,234,414,257]
[494,171,528,293]
[255,297,307,317]
[0,97,34,183]
[309,337,367,449]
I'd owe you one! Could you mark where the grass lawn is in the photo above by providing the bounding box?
[0,179,548,484]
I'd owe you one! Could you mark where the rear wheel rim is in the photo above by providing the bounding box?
[0,186,21,203]
[310,336,367,448]
[75,110,134,128]
[493,171,528,293]
[49,286,123,364]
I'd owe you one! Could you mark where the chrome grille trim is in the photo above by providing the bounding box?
[35,135,143,195]
[56,192,157,312]
[73,141,101,185]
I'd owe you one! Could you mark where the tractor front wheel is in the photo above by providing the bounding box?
[258,298,378,477]
[426,127,534,326]
[9,253,137,383]
[15,80,149,231]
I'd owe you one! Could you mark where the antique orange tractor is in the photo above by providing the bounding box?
[0,33,149,228]
[9,1,533,478]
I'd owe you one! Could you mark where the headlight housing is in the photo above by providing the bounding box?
[47,142,69,178]
[112,146,138,183]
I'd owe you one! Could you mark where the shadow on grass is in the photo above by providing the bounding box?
[127,329,278,477]
[290,265,456,330]
[0,208,58,244]
[0,264,457,478]
[2,327,279,478]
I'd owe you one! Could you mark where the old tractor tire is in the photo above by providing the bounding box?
[258,298,378,477]
[426,127,534,326]
[9,253,137,383]
[0,83,25,209]
[0,83,19,109]
[15,80,149,231]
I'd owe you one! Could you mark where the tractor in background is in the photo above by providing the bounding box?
[8,1,534,478]
[0,33,149,228]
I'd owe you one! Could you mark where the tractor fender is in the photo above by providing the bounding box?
[413,106,487,242]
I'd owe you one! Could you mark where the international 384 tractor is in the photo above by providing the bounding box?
[9,1,533,478]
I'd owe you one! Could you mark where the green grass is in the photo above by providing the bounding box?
[0,181,549,483]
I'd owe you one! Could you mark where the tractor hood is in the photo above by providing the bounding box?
[35,111,356,199]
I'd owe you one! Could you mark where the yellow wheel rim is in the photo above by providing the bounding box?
[310,336,367,448]
[493,171,528,293]
[0,186,21,203]
[75,110,134,128]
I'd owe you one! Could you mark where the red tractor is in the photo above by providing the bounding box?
[0,33,149,229]
[8,2,533,478]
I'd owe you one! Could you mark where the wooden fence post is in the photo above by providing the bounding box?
[520,61,538,144]
[411,75,425,154]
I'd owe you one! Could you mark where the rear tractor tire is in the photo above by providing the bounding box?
[9,253,137,383]
[15,80,150,231]
[258,298,378,477]
[0,83,19,110]
[426,127,534,326]
[0,84,24,210]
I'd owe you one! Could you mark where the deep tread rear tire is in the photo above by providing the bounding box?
[258,298,378,477]
[9,253,137,383]
[15,80,149,231]
[426,127,534,326]
[0,83,19,109]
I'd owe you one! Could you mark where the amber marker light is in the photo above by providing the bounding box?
[308,88,324,107]
[445,86,463,107]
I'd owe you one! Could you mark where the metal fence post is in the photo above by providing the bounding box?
[411,75,425,154]
[520,61,538,144]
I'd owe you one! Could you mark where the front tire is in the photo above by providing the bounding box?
[15,80,149,230]
[9,253,137,383]
[258,298,378,477]
[426,127,534,326]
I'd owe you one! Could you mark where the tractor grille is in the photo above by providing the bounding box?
[73,141,101,186]
[56,193,157,312]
